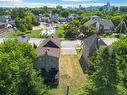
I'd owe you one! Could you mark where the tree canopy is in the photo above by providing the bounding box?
[0,40,50,95]
[78,36,127,95]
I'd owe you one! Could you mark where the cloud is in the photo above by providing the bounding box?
[62,0,93,2]
[0,0,21,2]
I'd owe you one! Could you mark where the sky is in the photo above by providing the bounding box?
[0,0,127,8]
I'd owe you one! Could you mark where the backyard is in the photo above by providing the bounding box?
[49,49,86,95]
[55,24,66,40]
[8,29,43,38]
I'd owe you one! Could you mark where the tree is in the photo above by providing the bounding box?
[78,37,127,95]
[61,10,69,17]
[51,9,60,15]
[64,19,80,39]
[80,25,97,37]
[43,13,50,17]
[31,8,45,15]
[0,40,50,95]
[120,6,127,12]
[15,12,37,32]
[43,6,48,12]
[111,16,122,26]
[17,59,49,95]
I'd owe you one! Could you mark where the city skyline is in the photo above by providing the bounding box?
[0,0,127,7]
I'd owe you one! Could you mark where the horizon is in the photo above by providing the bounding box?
[0,0,127,8]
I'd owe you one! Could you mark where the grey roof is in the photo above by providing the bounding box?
[0,22,6,26]
[99,20,114,29]
[84,20,96,26]
[83,34,107,50]
[84,19,114,29]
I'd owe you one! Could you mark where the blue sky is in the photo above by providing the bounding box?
[0,0,127,7]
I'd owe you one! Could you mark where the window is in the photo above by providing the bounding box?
[51,58,56,62]
[41,68,46,71]
[51,68,56,71]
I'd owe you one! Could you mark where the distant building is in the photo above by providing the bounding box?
[35,34,61,84]
[59,17,67,23]
[84,3,113,11]
[0,15,11,23]
[80,34,107,71]
[84,16,114,34]
[50,14,59,23]
[101,3,112,11]
[90,15,100,21]
[0,15,15,27]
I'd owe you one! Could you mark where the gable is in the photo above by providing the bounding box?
[43,41,59,48]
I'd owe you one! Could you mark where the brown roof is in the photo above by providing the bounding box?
[41,34,61,48]
[37,47,60,57]
[36,34,61,57]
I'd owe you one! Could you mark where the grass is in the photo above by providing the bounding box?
[25,29,42,38]
[55,24,66,40]
[8,29,43,38]
[49,51,86,95]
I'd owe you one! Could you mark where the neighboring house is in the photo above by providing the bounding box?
[50,14,59,23]
[59,17,67,23]
[35,34,61,84]
[0,15,11,22]
[41,17,50,23]
[0,15,15,28]
[80,34,107,71]
[90,15,100,21]
[85,16,114,33]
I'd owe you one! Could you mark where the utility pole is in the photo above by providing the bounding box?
[67,86,69,95]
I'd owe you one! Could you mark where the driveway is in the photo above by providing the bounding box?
[61,40,81,55]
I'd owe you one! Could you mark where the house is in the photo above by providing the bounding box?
[38,14,50,23]
[90,15,100,21]
[59,17,67,23]
[41,17,50,23]
[0,15,11,23]
[84,16,114,34]
[0,15,15,28]
[80,34,107,71]
[35,34,61,84]
[50,14,59,23]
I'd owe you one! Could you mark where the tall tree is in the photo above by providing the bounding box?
[0,40,50,95]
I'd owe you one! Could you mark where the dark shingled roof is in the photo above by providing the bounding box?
[41,34,61,48]
[83,34,107,51]
[37,34,61,57]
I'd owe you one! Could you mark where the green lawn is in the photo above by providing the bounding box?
[25,29,42,38]
[8,29,43,38]
[55,24,66,40]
